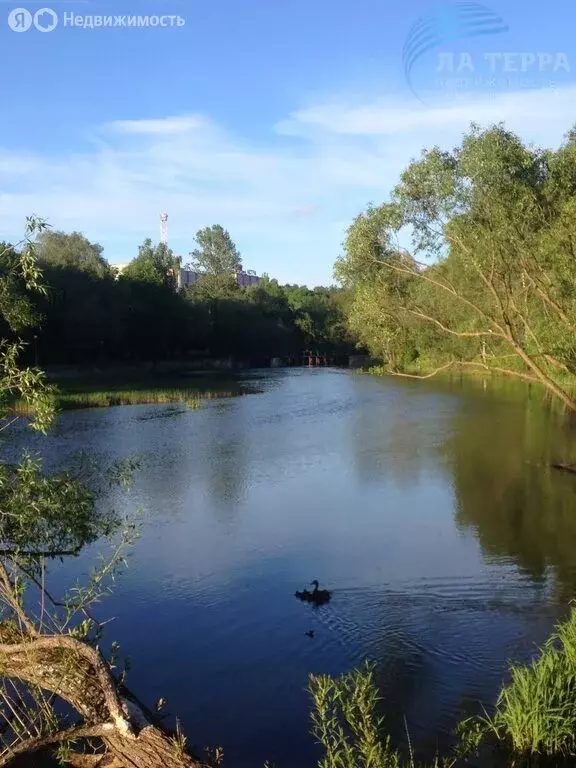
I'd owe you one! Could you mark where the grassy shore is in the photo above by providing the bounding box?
[13,371,253,412]
[457,605,576,760]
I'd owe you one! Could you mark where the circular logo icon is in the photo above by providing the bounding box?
[8,8,32,32]
[33,7,58,32]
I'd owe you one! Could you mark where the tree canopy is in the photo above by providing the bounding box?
[37,230,110,278]
[121,239,180,289]
[188,225,242,275]
[337,123,576,411]
[8,232,355,368]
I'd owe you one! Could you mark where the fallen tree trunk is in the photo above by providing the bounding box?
[0,623,211,768]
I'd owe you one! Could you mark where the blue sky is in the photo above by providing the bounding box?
[0,0,575,285]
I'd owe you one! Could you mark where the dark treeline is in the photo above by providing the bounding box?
[2,225,356,367]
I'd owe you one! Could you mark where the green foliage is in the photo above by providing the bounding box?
[0,220,57,433]
[459,605,576,757]
[310,664,453,768]
[189,224,242,275]
[20,228,355,366]
[0,218,146,765]
[0,242,41,333]
[339,123,576,410]
[121,238,180,288]
[310,663,397,768]
[19,387,236,411]
[187,272,239,300]
[0,340,57,433]
[37,230,110,278]
[0,453,127,556]
[0,218,129,558]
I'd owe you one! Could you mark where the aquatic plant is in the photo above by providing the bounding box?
[12,386,240,411]
[309,663,454,768]
[458,605,576,757]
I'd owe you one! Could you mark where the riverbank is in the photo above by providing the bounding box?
[13,369,255,411]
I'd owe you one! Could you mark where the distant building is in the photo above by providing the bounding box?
[112,264,262,290]
[235,270,261,287]
[177,268,203,289]
[177,268,262,290]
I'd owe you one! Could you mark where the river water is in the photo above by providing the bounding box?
[8,368,576,767]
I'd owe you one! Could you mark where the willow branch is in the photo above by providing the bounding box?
[470,260,509,336]
[458,361,541,384]
[373,256,496,328]
[0,722,111,764]
[552,464,576,476]
[543,354,571,374]
[0,635,132,737]
[14,561,95,633]
[534,283,573,328]
[403,308,503,338]
[508,293,545,356]
[0,547,80,558]
[386,361,455,379]
[0,561,38,638]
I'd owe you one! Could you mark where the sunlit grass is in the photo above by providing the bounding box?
[13,387,243,411]
[309,663,454,768]
[458,605,576,758]
[11,371,250,412]
[58,389,204,409]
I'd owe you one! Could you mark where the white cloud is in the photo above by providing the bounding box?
[0,86,574,284]
[278,86,576,138]
[108,116,206,135]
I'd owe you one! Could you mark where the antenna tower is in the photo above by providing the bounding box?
[160,213,168,244]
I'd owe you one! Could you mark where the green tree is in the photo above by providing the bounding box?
[338,123,576,411]
[37,230,110,278]
[37,265,122,364]
[186,272,239,301]
[188,225,242,275]
[283,283,356,354]
[0,220,211,767]
[14,225,356,369]
[122,239,180,289]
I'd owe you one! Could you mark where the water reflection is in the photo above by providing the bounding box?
[201,399,249,515]
[442,387,576,599]
[349,374,576,601]
[350,376,456,490]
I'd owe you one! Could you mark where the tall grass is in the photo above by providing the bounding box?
[12,379,244,412]
[309,663,454,768]
[53,388,235,410]
[459,605,576,757]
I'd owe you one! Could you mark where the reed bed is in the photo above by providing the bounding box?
[12,386,241,412]
[58,388,237,409]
